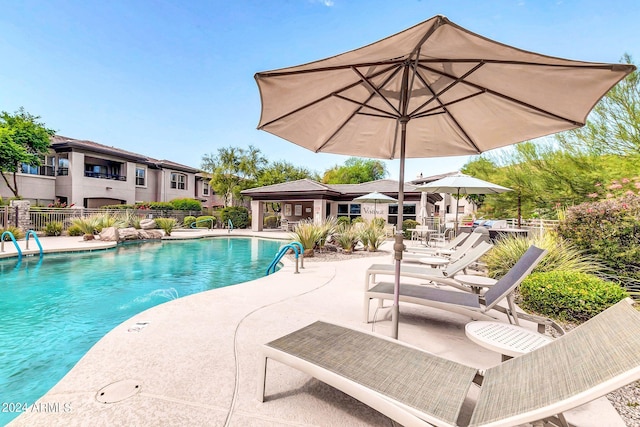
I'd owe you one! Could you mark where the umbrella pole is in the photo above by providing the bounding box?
[392,118,408,340]
[454,189,460,235]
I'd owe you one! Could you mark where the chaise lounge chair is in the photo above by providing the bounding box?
[259,298,640,427]
[403,230,488,264]
[367,241,494,293]
[407,230,470,256]
[365,245,550,327]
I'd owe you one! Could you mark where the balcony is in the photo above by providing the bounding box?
[84,171,127,181]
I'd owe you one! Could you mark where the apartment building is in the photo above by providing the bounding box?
[0,135,219,208]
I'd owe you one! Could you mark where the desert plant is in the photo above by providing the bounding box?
[93,214,127,232]
[44,221,63,236]
[155,217,177,236]
[316,217,338,250]
[290,219,323,257]
[335,227,360,253]
[114,210,142,229]
[359,221,386,251]
[483,231,602,279]
[520,271,628,322]
[66,224,84,236]
[371,217,386,229]
[70,216,101,240]
[1,226,25,240]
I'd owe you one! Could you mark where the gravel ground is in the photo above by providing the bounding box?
[292,249,640,426]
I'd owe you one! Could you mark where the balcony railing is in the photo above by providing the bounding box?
[84,171,127,181]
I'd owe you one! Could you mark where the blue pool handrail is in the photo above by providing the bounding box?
[1,231,23,258]
[266,242,304,275]
[227,219,234,234]
[25,230,44,257]
[189,218,214,229]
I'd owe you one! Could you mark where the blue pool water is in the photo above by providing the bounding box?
[0,237,283,425]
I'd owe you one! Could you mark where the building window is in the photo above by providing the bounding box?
[202,181,210,196]
[20,155,55,176]
[57,154,69,176]
[387,203,416,226]
[337,203,361,221]
[170,173,186,190]
[136,167,146,186]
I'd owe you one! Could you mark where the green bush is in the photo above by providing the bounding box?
[183,216,197,227]
[371,217,386,229]
[67,224,84,236]
[1,226,25,240]
[520,271,628,322]
[195,215,215,228]
[483,231,602,279]
[264,215,279,229]
[154,217,177,236]
[402,219,419,239]
[337,216,351,226]
[358,221,386,251]
[557,194,640,292]
[220,206,249,229]
[45,221,63,236]
[170,198,202,211]
[290,219,323,256]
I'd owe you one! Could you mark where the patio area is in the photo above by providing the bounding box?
[8,231,625,426]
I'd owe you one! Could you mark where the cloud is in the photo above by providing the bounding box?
[310,0,335,6]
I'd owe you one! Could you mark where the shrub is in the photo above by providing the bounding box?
[183,216,197,227]
[337,216,351,227]
[67,224,84,236]
[483,231,602,279]
[220,206,249,229]
[335,227,359,253]
[195,215,215,228]
[264,215,279,229]
[45,221,63,236]
[155,218,177,236]
[557,194,640,292]
[290,219,323,256]
[1,226,25,240]
[358,221,386,251]
[371,217,386,229]
[70,216,101,240]
[520,271,628,322]
[402,219,419,239]
[170,198,202,211]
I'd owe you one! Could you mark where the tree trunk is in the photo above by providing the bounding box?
[0,172,19,197]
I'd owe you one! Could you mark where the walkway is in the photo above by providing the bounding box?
[6,231,624,426]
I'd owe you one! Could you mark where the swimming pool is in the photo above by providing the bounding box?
[0,237,283,425]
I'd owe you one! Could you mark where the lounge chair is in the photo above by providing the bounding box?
[365,245,547,326]
[406,230,470,256]
[368,241,494,289]
[405,230,487,264]
[259,298,640,427]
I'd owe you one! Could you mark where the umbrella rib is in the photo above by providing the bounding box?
[413,92,484,118]
[258,63,400,129]
[351,66,403,116]
[332,94,399,119]
[418,63,584,126]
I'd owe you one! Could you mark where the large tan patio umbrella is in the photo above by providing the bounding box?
[416,174,512,234]
[255,15,634,339]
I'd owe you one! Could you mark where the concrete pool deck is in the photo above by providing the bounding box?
[6,230,626,426]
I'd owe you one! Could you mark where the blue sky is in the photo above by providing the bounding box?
[1,0,638,181]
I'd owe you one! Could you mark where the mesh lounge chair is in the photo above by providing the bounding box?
[365,246,549,326]
[406,230,470,256]
[404,230,488,264]
[367,241,494,292]
[259,298,640,427]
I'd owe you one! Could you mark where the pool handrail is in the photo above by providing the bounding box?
[1,231,23,258]
[266,243,303,275]
[25,230,44,257]
[189,218,214,229]
[228,219,234,234]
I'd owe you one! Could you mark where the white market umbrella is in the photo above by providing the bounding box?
[416,174,512,233]
[255,15,634,339]
[353,191,398,218]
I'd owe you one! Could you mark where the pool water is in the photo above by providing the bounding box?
[0,237,282,425]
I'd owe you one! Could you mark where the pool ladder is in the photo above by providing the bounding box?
[1,230,44,259]
[266,242,304,275]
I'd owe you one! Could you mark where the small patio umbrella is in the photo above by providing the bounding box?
[416,174,512,234]
[255,15,634,339]
[352,191,397,218]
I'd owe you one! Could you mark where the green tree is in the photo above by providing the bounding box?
[322,157,387,184]
[556,53,640,155]
[201,145,267,207]
[256,160,318,187]
[0,108,55,197]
